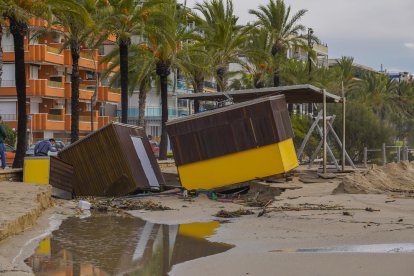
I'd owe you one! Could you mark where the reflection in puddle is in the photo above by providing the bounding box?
[25,214,233,276]
[271,243,414,253]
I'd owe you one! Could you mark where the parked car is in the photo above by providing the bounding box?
[150,141,160,158]
[4,144,16,166]
[26,140,66,156]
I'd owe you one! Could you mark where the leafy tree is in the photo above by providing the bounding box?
[196,0,251,91]
[101,0,163,124]
[243,27,273,88]
[331,102,394,161]
[249,0,309,87]
[102,44,156,127]
[50,0,94,143]
[4,124,17,147]
[143,0,199,159]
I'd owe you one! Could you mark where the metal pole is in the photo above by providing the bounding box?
[341,81,346,172]
[404,145,408,161]
[91,97,94,131]
[382,143,386,166]
[397,147,401,163]
[323,89,327,174]
[364,147,368,168]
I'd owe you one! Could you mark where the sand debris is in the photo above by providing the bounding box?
[78,197,172,212]
[267,203,346,212]
[214,209,254,218]
[335,162,414,195]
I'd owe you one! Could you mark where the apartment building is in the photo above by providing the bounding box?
[0,18,120,143]
[127,77,217,142]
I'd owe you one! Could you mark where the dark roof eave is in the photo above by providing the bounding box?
[177,84,343,104]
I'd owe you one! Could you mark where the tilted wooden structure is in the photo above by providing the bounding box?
[58,123,164,196]
[167,95,299,190]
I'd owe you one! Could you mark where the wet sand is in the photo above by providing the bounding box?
[129,179,414,276]
[0,200,76,275]
[1,171,414,275]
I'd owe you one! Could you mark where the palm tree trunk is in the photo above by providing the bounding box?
[195,72,204,93]
[119,41,129,124]
[156,61,170,160]
[271,47,280,87]
[10,17,27,168]
[137,78,148,127]
[273,68,280,87]
[216,67,225,92]
[70,42,80,143]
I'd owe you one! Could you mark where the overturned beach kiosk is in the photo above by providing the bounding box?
[167,95,298,190]
[58,123,165,196]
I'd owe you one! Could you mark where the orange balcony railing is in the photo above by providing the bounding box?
[32,113,65,131]
[29,18,48,28]
[64,49,98,70]
[64,83,95,100]
[64,114,99,132]
[28,79,65,98]
[98,116,119,128]
[98,86,121,103]
[27,44,65,64]
[26,79,65,98]
[0,80,18,96]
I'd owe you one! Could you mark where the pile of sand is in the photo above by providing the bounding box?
[334,162,414,194]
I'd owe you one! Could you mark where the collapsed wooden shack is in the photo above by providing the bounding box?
[166,95,299,190]
[58,123,164,196]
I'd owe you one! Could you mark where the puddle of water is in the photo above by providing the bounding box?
[271,243,414,253]
[25,213,233,276]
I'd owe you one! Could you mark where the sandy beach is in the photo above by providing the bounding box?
[1,165,413,275]
[130,177,414,276]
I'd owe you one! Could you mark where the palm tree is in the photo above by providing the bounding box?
[2,0,45,168]
[349,72,399,122]
[49,0,94,143]
[179,42,210,93]
[196,0,251,92]
[143,0,199,159]
[101,44,156,127]
[244,27,274,88]
[101,0,163,124]
[249,0,308,87]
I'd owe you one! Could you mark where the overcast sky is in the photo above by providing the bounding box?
[181,0,414,73]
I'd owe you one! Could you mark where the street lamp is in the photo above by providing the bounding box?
[307,28,314,114]
[307,28,314,81]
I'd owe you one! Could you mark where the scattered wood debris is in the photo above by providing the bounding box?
[258,200,274,217]
[268,203,345,212]
[78,197,172,212]
[365,207,380,212]
[214,209,254,218]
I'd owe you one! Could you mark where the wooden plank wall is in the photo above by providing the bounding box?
[167,96,294,166]
[49,156,74,193]
[114,124,165,188]
[58,123,157,196]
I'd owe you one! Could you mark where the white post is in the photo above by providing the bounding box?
[342,82,346,172]
[323,89,327,174]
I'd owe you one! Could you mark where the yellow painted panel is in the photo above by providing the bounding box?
[278,139,300,172]
[179,221,220,239]
[178,138,298,190]
[36,238,51,255]
[23,158,50,184]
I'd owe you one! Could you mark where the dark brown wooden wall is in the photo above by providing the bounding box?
[58,123,163,196]
[49,156,74,193]
[167,96,294,166]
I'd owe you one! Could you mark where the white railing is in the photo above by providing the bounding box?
[0,114,17,121]
[0,80,16,87]
[1,45,14,52]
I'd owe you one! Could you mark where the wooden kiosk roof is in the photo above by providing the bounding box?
[177,84,342,103]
